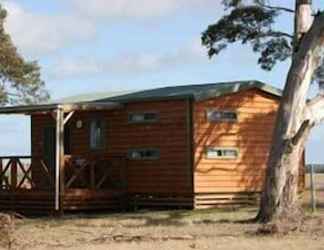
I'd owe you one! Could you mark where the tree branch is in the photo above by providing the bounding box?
[258,31,294,39]
[259,3,295,14]
[291,120,311,146]
[304,95,324,125]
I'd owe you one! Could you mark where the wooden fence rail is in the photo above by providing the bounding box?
[0,156,52,191]
[0,155,127,214]
[64,156,127,190]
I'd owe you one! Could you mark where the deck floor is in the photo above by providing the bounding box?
[0,189,127,214]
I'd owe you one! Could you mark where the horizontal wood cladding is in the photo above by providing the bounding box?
[193,89,281,194]
[0,191,55,215]
[63,189,127,211]
[31,114,55,189]
[130,194,194,208]
[31,99,192,197]
[196,187,262,193]
[194,192,259,208]
[31,114,55,157]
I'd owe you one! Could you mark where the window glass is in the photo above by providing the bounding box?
[128,149,160,160]
[90,119,105,150]
[207,110,237,122]
[128,112,158,123]
[206,147,239,159]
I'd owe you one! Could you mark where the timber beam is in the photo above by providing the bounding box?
[0,102,123,115]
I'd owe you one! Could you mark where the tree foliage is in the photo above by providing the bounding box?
[202,0,294,71]
[0,4,48,105]
[203,0,324,226]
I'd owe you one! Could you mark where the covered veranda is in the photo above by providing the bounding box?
[0,101,127,214]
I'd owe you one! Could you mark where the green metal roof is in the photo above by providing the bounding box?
[56,80,282,104]
[0,80,282,114]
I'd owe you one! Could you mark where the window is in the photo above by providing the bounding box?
[205,147,239,159]
[207,110,237,122]
[64,126,71,155]
[89,119,105,150]
[128,112,158,123]
[128,148,160,160]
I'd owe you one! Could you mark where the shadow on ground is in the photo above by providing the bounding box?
[61,207,259,228]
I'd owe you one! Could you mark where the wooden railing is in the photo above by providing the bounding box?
[0,156,52,191]
[0,155,127,192]
[64,156,127,190]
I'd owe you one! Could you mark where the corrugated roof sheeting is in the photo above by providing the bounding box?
[0,80,282,114]
[56,80,282,104]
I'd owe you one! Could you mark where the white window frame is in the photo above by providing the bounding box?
[206,109,238,122]
[128,112,159,124]
[205,147,239,159]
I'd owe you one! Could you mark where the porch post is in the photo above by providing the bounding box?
[55,107,65,212]
[0,159,2,189]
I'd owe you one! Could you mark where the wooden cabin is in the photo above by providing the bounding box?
[0,80,305,214]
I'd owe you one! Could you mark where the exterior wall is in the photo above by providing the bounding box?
[30,88,306,210]
[31,113,56,189]
[193,88,280,194]
[31,99,193,197]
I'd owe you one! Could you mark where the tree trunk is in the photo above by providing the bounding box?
[294,0,313,48]
[257,9,324,225]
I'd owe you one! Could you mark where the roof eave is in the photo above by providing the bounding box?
[194,81,282,102]
[0,101,123,115]
[0,104,59,115]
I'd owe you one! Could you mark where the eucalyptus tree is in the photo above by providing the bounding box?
[202,0,324,226]
[0,4,48,105]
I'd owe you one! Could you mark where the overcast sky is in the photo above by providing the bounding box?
[0,0,323,163]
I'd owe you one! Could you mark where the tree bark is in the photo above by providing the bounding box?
[294,0,313,47]
[257,10,324,225]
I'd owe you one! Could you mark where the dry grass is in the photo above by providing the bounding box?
[2,176,324,250]
[1,204,323,250]
[0,213,15,250]
[304,173,324,210]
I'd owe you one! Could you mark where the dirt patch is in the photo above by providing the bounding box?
[0,207,322,250]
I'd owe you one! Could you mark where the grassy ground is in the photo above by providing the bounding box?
[1,174,324,250]
[4,207,324,250]
[305,173,324,208]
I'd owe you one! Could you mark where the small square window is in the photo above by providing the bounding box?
[89,119,105,150]
[128,112,158,123]
[207,110,237,122]
[205,147,239,159]
[128,148,160,160]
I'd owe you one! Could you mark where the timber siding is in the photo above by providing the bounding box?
[193,89,279,194]
[29,88,305,210]
[31,99,192,197]
[108,99,192,195]
[31,114,55,189]
[2,81,308,213]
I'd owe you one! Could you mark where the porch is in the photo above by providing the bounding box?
[0,101,127,214]
[0,155,127,214]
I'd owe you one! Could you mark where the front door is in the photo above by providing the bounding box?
[44,127,56,176]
